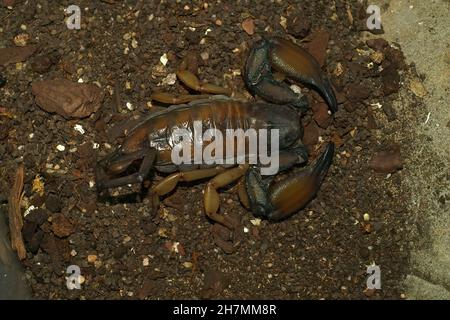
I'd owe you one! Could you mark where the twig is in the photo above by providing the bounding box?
[8,164,26,260]
[114,80,123,113]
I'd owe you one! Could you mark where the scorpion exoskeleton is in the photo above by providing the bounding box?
[95,36,338,251]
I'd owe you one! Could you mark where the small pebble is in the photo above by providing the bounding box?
[24,205,37,217]
[200,51,209,60]
[13,33,29,46]
[160,73,177,86]
[74,124,85,134]
[126,102,134,110]
[56,144,66,152]
[160,53,168,66]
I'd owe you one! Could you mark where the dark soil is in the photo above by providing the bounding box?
[0,0,413,299]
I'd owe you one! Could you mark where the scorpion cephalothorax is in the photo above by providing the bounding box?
[95,36,337,251]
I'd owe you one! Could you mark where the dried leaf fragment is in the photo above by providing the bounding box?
[31,175,45,196]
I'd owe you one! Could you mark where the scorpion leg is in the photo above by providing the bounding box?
[151,92,211,105]
[96,147,157,190]
[151,70,231,104]
[176,70,231,95]
[151,69,232,105]
[151,167,226,212]
[204,164,249,229]
[245,143,334,220]
[152,167,226,196]
[237,178,250,209]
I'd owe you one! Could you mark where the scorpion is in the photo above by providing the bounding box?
[95,37,338,250]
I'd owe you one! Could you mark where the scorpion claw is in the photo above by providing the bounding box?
[245,39,309,111]
[245,143,335,221]
[245,37,338,112]
[317,78,338,113]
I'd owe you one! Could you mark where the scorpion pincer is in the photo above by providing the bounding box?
[95,36,337,243]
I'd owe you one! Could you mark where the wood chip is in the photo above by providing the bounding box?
[8,164,26,260]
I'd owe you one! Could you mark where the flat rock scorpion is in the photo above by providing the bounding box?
[95,36,338,251]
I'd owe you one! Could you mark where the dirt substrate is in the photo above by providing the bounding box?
[0,0,415,299]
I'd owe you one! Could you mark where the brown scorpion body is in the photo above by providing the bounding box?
[121,98,302,171]
[96,36,338,250]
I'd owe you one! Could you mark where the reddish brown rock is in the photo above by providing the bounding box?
[40,233,71,262]
[0,45,37,66]
[302,121,320,146]
[200,269,230,299]
[366,109,378,130]
[331,133,344,148]
[312,102,332,128]
[32,78,104,119]
[305,29,330,67]
[51,213,75,238]
[241,18,255,35]
[345,83,371,102]
[381,70,401,96]
[2,0,15,6]
[370,147,403,173]
[287,11,311,38]
[366,38,389,52]
[137,280,156,299]
[31,55,55,74]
